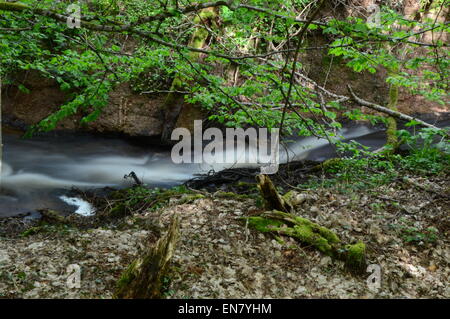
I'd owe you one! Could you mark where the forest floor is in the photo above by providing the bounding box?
[0,171,448,299]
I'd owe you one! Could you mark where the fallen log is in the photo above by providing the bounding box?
[252,174,366,272]
[246,210,366,272]
[114,215,179,299]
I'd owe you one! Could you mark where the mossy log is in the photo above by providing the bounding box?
[114,215,179,299]
[256,174,293,213]
[246,210,366,272]
[311,157,342,172]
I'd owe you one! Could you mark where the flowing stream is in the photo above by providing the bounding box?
[0,116,447,218]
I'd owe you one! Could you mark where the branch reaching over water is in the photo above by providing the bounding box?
[347,85,446,134]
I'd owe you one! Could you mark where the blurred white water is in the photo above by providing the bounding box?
[59,196,96,216]
[0,125,382,217]
[197,126,375,172]
[0,136,200,191]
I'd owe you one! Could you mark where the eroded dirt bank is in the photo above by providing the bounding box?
[0,173,448,298]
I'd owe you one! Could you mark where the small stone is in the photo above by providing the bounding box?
[317,275,328,286]
[241,265,253,277]
[320,256,332,266]
[27,242,43,250]
[310,206,320,215]
[294,286,308,294]
[271,240,282,249]
[0,250,10,265]
[292,193,307,205]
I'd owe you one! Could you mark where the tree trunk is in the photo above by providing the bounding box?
[385,66,400,151]
[114,215,179,299]
[256,174,293,213]
[0,75,2,178]
[161,8,217,144]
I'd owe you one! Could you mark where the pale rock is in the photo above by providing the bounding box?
[310,206,320,215]
[221,245,232,252]
[291,193,307,205]
[320,256,332,266]
[317,274,328,286]
[0,250,10,265]
[27,242,44,250]
[294,286,308,294]
[240,265,253,277]
[271,240,282,249]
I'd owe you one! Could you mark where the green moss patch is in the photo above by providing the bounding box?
[344,241,366,272]
[244,210,366,272]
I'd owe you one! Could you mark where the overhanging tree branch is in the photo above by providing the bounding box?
[130,0,328,27]
[0,1,445,65]
[279,0,326,135]
[347,85,447,134]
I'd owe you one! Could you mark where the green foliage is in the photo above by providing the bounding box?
[396,127,450,174]
[301,127,448,191]
[109,185,196,215]
[0,0,448,137]
[326,7,448,104]
[310,140,397,190]
[390,223,439,245]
